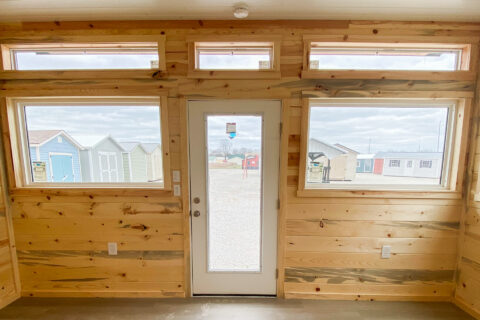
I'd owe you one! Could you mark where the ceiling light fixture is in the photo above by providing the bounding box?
[233,5,249,19]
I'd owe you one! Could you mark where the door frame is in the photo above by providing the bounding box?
[181,98,287,297]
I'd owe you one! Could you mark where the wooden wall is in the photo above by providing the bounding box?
[0,130,20,307]
[0,20,479,302]
[454,71,480,318]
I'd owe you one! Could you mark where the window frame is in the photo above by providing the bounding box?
[6,96,171,190]
[186,35,281,79]
[0,34,167,72]
[297,97,471,198]
[301,36,474,80]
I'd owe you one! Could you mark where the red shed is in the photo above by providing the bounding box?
[374,158,384,174]
[242,154,259,170]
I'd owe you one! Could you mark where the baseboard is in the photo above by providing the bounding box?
[21,291,185,298]
[453,297,480,320]
[0,292,20,310]
[285,292,452,302]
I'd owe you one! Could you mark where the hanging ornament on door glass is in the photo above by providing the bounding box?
[226,122,237,139]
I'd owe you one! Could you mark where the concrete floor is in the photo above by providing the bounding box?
[0,298,475,320]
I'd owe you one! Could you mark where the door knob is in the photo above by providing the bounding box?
[193,197,200,204]
[193,210,201,217]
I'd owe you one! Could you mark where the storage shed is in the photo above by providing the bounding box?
[376,152,443,179]
[308,138,357,181]
[141,143,163,183]
[27,130,83,183]
[120,142,149,183]
[72,135,125,183]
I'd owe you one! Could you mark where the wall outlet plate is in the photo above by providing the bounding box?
[381,245,391,259]
[173,184,181,197]
[173,170,181,183]
[108,242,118,255]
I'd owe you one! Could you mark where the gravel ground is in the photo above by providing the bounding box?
[207,168,261,271]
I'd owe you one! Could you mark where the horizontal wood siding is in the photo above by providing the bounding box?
[0,20,478,301]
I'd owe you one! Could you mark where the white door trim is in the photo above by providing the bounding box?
[188,99,281,295]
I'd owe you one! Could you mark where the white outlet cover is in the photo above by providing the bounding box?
[173,184,181,197]
[173,170,181,183]
[108,242,118,256]
[381,245,391,259]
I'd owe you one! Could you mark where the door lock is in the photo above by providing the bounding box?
[193,210,201,217]
[193,197,200,204]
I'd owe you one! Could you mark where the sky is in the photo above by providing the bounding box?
[309,106,449,154]
[25,106,162,144]
[207,115,262,154]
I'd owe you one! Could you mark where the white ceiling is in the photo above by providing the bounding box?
[0,0,480,22]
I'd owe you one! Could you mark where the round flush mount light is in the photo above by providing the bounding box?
[233,5,249,19]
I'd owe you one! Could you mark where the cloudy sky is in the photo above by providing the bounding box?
[309,106,449,154]
[25,106,162,144]
[207,115,262,154]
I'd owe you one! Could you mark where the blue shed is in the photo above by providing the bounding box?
[28,130,83,183]
[356,154,375,173]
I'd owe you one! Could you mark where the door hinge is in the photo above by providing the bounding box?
[276,268,279,279]
[277,199,280,210]
[279,122,283,136]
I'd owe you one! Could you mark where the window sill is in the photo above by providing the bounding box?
[10,187,173,198]
[296,188,462,199]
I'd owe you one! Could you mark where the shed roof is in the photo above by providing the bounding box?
[71,134,125,151]
[28,130,83,150]
[140,143,161,153]
[309,138,347,159]
[119,142,148,153]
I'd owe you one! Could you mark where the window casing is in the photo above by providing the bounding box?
[7,97,171,189]
[187,36,281,79]
[302,39,472,79]
[1,35,166,71]
[298,98,465,194]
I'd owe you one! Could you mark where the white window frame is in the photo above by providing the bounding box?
[420,160,433,169]
[1,35,167,71]
[389,160,401,168]
[6,96,171,189]
[298,98,463,194]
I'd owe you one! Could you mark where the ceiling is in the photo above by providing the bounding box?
[0,0,480,22]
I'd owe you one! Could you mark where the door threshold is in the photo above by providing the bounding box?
[192,294,277,298]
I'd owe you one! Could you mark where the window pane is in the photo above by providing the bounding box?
[207,115,262,271]
[24,104,163,185]
[197,47,272,70]
[14,48,158,70]
[310,48,460,71]
[306,105,450,187]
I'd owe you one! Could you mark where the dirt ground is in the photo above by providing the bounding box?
[207,168,261,271]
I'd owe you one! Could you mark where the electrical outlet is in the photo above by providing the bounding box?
[173,170,181,183]
[108,242,118,256]
[381,245,391,259]
[173,184,181,197]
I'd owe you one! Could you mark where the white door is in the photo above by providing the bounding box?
[189,100,281,295]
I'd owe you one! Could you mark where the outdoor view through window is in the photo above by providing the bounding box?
[23,104,163,185]
[306,103,450,187]
[207,115,262,271]
[197,45,272,70]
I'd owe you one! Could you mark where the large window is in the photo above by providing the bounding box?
[304,41,470,73]
[9,97,169,188]
[302,99,458,190]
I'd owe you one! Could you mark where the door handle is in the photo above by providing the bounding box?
[193,210,201,217]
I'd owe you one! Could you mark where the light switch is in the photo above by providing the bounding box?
[381,245,391,259]
[108,242,118,255]
[173,170,181,183]
[173,184,181,197]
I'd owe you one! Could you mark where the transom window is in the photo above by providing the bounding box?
[4,42,160,70]
[306,42,470,71]
[303,99,457,190]
[194,42,274,70]
[9,97,168,188]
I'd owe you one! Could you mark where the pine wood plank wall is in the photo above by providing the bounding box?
[454,57,480,319]
[0,20,478,302]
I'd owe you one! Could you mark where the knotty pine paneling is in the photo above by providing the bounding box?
[0,20,478,302]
